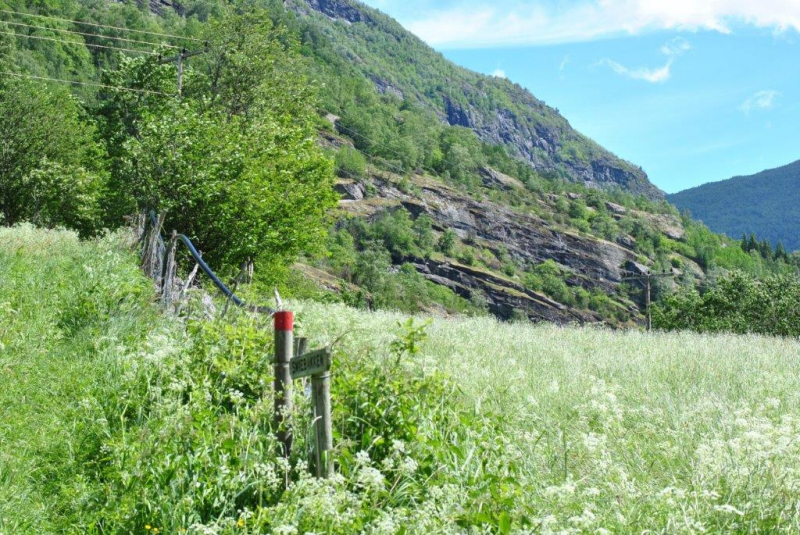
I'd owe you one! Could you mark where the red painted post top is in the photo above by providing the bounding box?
[274,311,294,331]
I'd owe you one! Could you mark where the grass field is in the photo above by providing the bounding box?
[2,225,800,533]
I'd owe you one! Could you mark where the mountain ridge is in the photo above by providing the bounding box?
[287,0,664,200]
[668,159,800,250]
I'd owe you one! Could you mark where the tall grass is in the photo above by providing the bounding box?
[0,225,177,533]
[2,225,800,533]
[294,302,800,533]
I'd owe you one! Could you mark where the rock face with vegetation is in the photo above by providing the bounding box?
[288,0,662,200]
[337,170,639,323]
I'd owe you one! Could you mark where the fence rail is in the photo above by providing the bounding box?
[141,210,274,314]
[137,210,333,478]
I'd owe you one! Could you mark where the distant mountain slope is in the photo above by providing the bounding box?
[287,0,663,200]
[668,160,800,250]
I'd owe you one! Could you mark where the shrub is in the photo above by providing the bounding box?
[413,214,436,256]
[653,270,800,336]
[0,80,106,236]
[437,229,457,255]
[459,247,476,266]
[335,146,367,178]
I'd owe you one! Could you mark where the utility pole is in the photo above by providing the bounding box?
[622,270,676,332]
[157,45,207,96]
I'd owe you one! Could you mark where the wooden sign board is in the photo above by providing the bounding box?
[291,348,331,380]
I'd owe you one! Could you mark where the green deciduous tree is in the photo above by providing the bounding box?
[0,79,106,235]
[124,100,335,270]
[99,9,336,271]
[335,146,367,179]
[437,229,456,256]
[653,270,800,336]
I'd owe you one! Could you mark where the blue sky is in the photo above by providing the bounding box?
[361,0,800,193]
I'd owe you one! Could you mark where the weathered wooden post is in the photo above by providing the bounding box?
[290,346,333,477]
[273,311,294,457]
[142,211,166,282]
[312,359,333,478]
[294,337,308,364]
[162,230,178,305]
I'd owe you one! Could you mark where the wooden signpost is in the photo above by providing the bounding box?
[291,348,332,380]
[273,311,334,478]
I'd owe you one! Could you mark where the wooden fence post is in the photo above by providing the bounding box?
[311,349,333,478]
[294,337,308,362]
[162,230,178,305]
[142,211,166,282]
[273,311,294,457]
[139,212,151,260]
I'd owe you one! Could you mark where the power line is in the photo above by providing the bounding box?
[0,71,171,96]
[0,29,156,55]
[0,19,180,48]
[157,46,208,96]
[0,8,200,42]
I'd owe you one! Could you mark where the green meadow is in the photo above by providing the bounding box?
[2,225,799,534]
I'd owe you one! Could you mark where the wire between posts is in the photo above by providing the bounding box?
[0,19,180,48]
[0,71,171,95]
[0,29,157,55]
[0,8,201,42]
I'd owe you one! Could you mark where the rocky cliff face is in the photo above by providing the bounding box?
[294,0,372,24]
[336,171,647,324]
[291,0,663,200]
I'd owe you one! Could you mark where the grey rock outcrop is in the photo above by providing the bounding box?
[343,173,642,323]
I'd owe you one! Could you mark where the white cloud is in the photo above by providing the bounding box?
[741,90,781,112]
[492,68,506,78]
[600,58,673,83]
[600,37,688,83]
[660,36,691,56]
[405,0,800,48]
[559,55,570,71]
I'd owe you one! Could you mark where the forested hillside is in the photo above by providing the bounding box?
[668,159,800,251]
[1,0,797,328]
[287,0,660,199]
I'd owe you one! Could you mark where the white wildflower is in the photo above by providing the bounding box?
[714,504,744,516]
[189,523,221,535]
[355,450,371,467]
[228,389,244,405]
[543,481,576,499]
[398,457,418,475]
[357,467,385,490]
[569,508,596,527]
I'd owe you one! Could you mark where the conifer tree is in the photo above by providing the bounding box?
[747,233,759,252]
[775,241,788,261]
[759,239,773,260]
